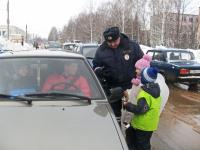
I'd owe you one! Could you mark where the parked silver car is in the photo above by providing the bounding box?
[0,49,128,150]
[62,42,77,51]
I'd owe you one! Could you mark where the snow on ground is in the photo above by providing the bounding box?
[0,37,33,51]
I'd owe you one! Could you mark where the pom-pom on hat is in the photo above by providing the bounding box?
[141,67,158,84]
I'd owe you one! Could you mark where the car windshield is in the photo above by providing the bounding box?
[82,46,98,58]
[167,51,195,62]
[0,58,104,100]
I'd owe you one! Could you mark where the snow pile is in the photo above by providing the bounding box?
[0,37,33,51]
[140,44,152,54]
[187,49,200,63]
[5,42,33,51]
[155,45,167,49]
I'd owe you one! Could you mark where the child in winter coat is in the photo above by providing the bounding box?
[123,67,161,150]
[129,54,152,104]
[121,54,152,127]
[132,55,169,113]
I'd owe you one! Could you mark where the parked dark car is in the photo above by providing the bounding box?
[0,49,128,150]
[146,48,200,90]
[74,43,99,66]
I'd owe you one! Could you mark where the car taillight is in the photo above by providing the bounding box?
[179,69,189,74]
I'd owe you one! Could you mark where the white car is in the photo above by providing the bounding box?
[0,49,128,150]
[62,42,77,51]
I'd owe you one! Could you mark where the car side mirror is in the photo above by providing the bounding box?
[108,87,124,103]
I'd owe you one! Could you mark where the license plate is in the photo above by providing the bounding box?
[190,70,200,74]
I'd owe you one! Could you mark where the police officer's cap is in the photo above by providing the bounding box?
[103,26,120,42]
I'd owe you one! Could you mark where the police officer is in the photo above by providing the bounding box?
[93,26,144,124]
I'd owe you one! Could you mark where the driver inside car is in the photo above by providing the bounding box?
[42,62,91,97]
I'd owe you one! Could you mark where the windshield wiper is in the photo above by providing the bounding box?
[0,94,34,105]
[24,92,91,104]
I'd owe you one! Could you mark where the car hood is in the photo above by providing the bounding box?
[170,61,200,68]
[0,103,126,150]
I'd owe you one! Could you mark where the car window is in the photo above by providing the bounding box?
[153,52,165,61]
[168,52,180,60]
[181,52,193,60]
[0,58,104,100]
[82,46,98,58]
[167,51,194,61]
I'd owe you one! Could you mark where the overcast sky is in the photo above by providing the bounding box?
[0,0,109,38]
[0,0,199,39]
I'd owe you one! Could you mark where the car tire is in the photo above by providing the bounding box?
[188,83,198,91]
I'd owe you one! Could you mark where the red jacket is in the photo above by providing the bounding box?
[42,74,91,97]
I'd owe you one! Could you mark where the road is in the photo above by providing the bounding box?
[152,84,200,150]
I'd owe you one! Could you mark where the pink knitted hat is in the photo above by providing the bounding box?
[135,54,152,70]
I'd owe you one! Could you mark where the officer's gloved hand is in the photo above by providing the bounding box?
[102,68,111,77]
[94,67,104,78]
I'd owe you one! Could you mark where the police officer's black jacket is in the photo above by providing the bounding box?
[93,33,144,90]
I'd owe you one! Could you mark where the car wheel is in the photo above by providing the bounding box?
[188,83,198,91]
[161,72,170,84]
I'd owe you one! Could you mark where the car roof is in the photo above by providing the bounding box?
[0,49,85,58]
[147,48,191,52]
[63,43,77,45]
[78,43,99,47]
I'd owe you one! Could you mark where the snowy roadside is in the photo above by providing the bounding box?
[0,37,33,51]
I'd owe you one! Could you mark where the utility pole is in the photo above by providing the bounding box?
[136,0,140,42]
[89,0,93,43]
[7,0,10,40]
[122,0,125,33]
[26,24,28,42]
[161,0,166,46]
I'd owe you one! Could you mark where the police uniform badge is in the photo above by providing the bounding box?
[108,36,112,40]
[124,54,130,60]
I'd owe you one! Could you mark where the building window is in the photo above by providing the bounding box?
[2,31,6,36]
[189,18,193,23]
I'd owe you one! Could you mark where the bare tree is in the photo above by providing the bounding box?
[48,27,58,41]
[174,0,194,48]
[61,0,142,43]
[61,18,77,42]
[89,0,94,43]
[149,0,178,46]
